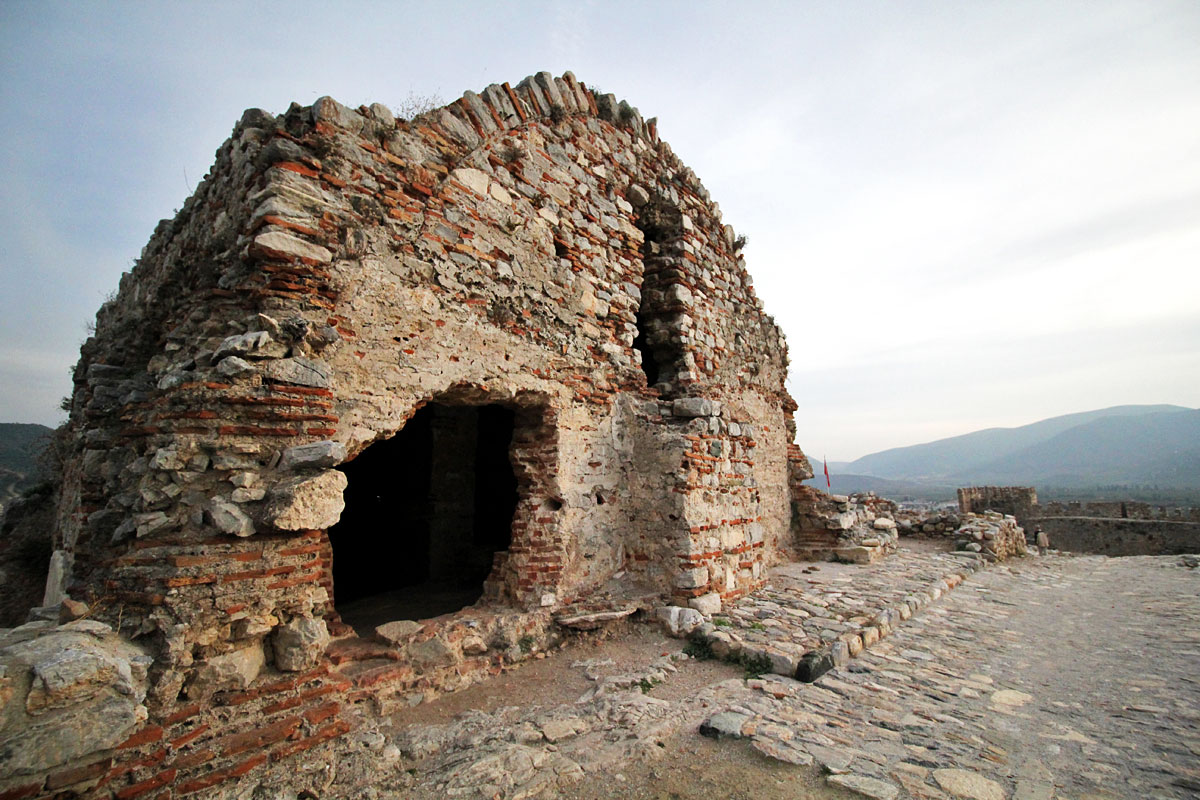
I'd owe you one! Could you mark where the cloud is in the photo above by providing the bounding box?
[0,1,1197,465]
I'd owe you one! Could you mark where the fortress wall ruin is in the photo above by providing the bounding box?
[1033,517,1200,556]
[1034,500,1200,522]
[956,486,1038,524]
[0,73,803,798]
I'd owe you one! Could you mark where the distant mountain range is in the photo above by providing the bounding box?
[0,423,53,510]
[806,405,1200,500]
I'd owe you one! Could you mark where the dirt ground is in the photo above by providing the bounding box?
[385,622,857,800]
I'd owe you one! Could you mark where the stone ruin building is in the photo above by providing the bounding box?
[956,486,1038,526]
[0,72,815,798]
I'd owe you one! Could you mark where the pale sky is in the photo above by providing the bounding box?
[1,1,1197,460]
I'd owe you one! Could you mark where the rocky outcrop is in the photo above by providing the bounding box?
[0,620,149,790]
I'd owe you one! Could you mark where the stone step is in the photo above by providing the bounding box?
[695,551,987,684]
[794,547,835,562]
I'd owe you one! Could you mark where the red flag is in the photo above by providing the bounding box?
[823,456,831,489]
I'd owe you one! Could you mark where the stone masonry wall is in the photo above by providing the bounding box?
[4,73,799,799]
[1034,501,1200,522]
[957,486,1037,524]
[1033,517,1200,556]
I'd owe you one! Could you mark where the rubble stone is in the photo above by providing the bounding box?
[655,606,704,638]
[0,625,148,776]
[260,469,347,531]
[689,592,722,616]
[277,440,347,471]
[186,642,265,699]
[208,498,255,537]
[271,617,330,671]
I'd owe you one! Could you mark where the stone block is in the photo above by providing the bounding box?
[672,397,715,417]
[214,330,287,360]
[0,627,149,775]
[765,648,800,677]
[828,774,899,800]
[187,643,264,699]
[626,183,650,207]
[795,649,835,683]
[42,550,69,606]
[451,167,489,196]
[216,355,255,377]
[655,606,704,638]
[834,546,874,564]
[461,635,488,656]
[271,617,330,672]
[689,592,722,616]
[311,95,364,133]
[376,620,423,645]
[260,356,332,388]
[261,469,347,531]
[208,499,255,537]
[699,711,750,739]
[708,630,741,660]
[828,512,858,531]
[674,566,709,589]
[408,637,459,671]
[279,440,346,471]
[933,768,1005,800]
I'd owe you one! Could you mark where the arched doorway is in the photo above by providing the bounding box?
[328,402,520,634]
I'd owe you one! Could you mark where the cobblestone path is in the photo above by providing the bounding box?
[702,554,1200,799]
[237,551,1200,800]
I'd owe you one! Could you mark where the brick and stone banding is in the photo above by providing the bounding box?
[0,71,808,798]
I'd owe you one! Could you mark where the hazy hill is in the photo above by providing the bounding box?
[846,405,1190,481]
[803,471,958,502]
[803,405,1200,501]
[958,408,1200,488]
[0,423,53,509]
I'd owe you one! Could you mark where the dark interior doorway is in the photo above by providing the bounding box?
[329,402,518,635]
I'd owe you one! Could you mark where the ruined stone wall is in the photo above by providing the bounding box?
[7,72,798,799]
[955,512,1027,559]
[1034,501,1200,522]
[790,485,899,564]
[957,486,1037,524]
[1033,517,1200,556]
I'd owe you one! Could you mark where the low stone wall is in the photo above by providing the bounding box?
[1035,501,1200,522]
[1033,517,1200,556]
[956,513,1027,559]
[894,510,960,535]
[791,488,899,564]
[900,510,1026,561]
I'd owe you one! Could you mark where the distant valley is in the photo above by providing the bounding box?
[0,423,53,510]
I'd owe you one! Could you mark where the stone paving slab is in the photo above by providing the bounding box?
[698,549,986,679]
[698,553,1200,799]
[227,550,1200,799]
